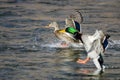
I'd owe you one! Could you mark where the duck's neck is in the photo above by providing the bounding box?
[54,26,59,31]
[54,24,59,32]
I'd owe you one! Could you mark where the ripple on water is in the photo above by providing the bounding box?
[0,0,120,80]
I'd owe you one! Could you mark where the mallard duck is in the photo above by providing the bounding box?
[46,21,80,44]
[46,11,84,46]
[77,30,110,71]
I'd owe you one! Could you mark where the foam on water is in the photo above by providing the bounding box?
[40,39,120,50]
[41,41,83,49]
[108,39,120,50]
[109,40,120,45]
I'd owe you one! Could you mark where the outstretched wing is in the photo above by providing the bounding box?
[65,18,75,28]
[65,11,83,32]
[65,18,82,32]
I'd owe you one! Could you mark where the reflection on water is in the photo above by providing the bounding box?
[0,0,120,80]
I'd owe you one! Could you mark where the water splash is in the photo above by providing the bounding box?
[41,41,83,49]
[40,39,120,50]
[108,39,120,51]
[41,42,70,48]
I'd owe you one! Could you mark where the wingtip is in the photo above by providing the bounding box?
[75,10,83,23]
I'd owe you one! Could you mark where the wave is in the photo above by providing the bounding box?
[108,39,120,50]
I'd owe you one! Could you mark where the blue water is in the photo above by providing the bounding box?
[0,0,120,80]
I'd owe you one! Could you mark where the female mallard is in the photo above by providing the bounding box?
[46,11,83,46]
[46,21,80,45]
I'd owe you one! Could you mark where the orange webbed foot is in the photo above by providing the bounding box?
[77,59,86,64]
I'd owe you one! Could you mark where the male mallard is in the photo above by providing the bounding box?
[77,30,110,71]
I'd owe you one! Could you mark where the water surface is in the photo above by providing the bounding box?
[0,0,120,80]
